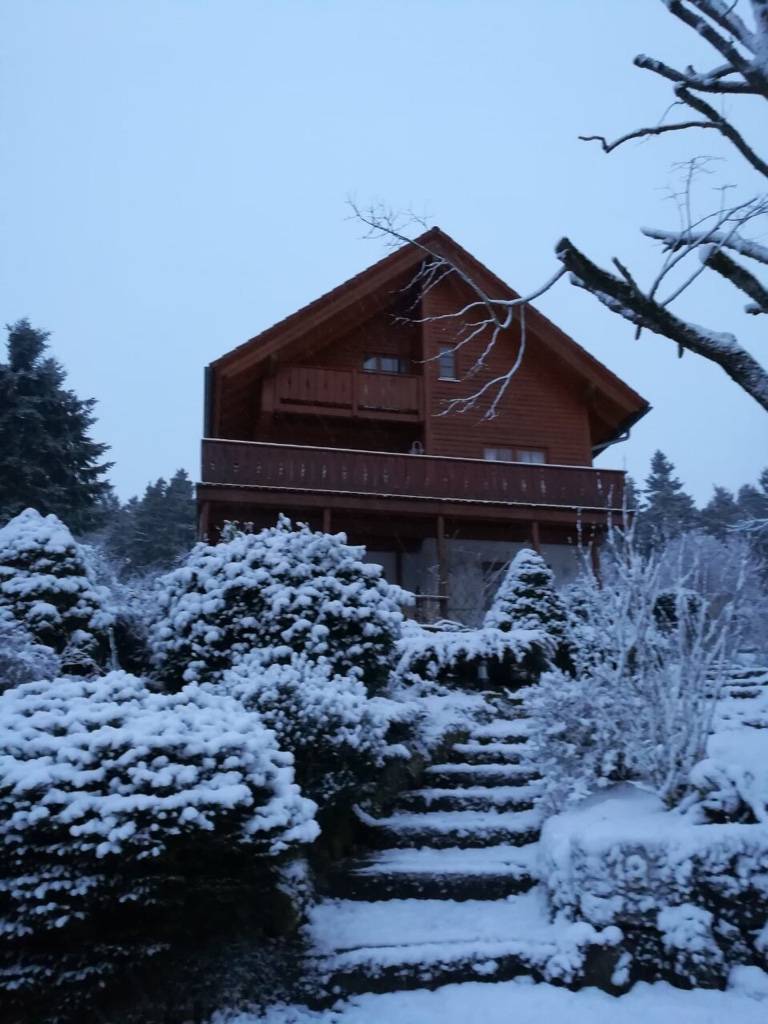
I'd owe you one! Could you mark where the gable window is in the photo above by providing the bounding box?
[484,447,547,464]
[438,345,457,380]
[362,354,409,374]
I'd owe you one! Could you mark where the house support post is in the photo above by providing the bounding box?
[322,507,332,533]
[590,532,602,582]
[436,514,448,619]
[198,500,210,541]
[530,520,541,553]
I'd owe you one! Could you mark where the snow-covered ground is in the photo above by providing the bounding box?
[215,971,768,1023]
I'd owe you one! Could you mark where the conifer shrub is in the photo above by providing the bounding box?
[484,547,573,674]
[149,517,406,691]
[0,671,318,1018]
[0,508,113,674]
[220,648,394,806]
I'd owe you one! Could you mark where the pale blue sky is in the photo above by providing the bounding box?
[2,0,766,503]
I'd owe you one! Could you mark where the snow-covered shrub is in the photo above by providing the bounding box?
[395,620,548,688]
[150,517,406,690]
[540,787,768,986]
[528,528,738,813]
[0,507,113,674]
[0,671,318,1014]
[220,649,394,805]
[484,547,573,672]
[0,605,60,691]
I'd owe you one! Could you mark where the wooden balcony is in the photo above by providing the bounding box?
[200,439,625,521]
[263,366,422,421]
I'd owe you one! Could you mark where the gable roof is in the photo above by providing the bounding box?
[209,227,650,448]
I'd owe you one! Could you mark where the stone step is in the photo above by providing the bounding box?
[425,762,541,788]
[309,890,556,998]
[448,742,527,765]
[359,808,541,849]
[396,783,540,814]
[321,844,537,901]
[471,720,533,742]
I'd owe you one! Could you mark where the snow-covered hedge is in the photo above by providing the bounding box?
[220,649,396,805]
[395,621,548,688]
[540,786,768,986]
[150,517,406,690]
[0,507,113,674]
[0,671,318,937]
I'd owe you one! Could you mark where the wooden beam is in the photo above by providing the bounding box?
[531,520,541,553]
[436,514,448,617]
[322,507,332,533]
[198,500,210,541]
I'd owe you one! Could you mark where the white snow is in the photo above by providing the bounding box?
[350,843,538,878]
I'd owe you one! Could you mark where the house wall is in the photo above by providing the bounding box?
[422,275,594,466]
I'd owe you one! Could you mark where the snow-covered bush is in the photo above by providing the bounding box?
[220,649,395,805]
[0,605,60,691]
[528,529,738,813]
[0,671,317,936]
[0,671,318,1013]
[150,517,406,690]
[395,620,548,688]
[540,786,768,987]
[0,507,113,674]
[485,547,573,672]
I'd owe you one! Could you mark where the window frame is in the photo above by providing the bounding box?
[437,345,458,381]
[362,353,410,375]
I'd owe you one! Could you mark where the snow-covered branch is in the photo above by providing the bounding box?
[556,236,768,411]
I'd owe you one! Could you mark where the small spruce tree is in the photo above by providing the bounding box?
[484,547,572,672]
[0,320,112,532]
[0,508,113,673]
[104,469,196,573]
[700,486,741,540]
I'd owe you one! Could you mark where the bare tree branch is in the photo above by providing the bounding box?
[634,54,756,93]
[643,226,768,265]
[579,121,718,153]
[556,236,768,411]
[673,84,768,177]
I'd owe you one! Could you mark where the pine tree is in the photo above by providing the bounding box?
[700,486,740,540]
[104,469,195,573]
[484,547,572,671]
[638,450,698,551]
[0,320,112,533]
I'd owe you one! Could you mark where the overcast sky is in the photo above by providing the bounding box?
[2,0,766,504]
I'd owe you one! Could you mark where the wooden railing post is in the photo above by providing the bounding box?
[436,514,448,618]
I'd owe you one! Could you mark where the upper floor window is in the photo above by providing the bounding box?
[438,345,458,380]
[362,354,410,374]
[484,447,547,464]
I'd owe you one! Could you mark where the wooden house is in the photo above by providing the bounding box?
[198,229,649,623]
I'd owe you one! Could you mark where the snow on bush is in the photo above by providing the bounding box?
[484,547,572,671]
[0,672,318,945]
[219,649,395,804]
[0,605,60,691]
[395,620,548,688]
[540,786,768,985]
[150,517,406,690]
[527,529,738,813]
[0,507,113,674]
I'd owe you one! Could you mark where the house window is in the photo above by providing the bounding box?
[484,447,514,462]
[517,449,546,464]
[362,354,409,374]
[438,345,457,380]
[484,447,547,464]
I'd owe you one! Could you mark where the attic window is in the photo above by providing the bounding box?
[362,354,409,374]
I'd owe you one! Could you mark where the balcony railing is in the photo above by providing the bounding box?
[267,366,422,419]
[201,439,625,511]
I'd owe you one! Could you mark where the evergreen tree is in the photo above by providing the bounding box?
[484,547,572,672]
[700,486,741,540]
[104,469,196,573]
[0,320,112,532]
[0,508,113,673]
[638,450,698,550]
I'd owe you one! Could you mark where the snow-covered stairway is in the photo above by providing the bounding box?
[306,698,556,998]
